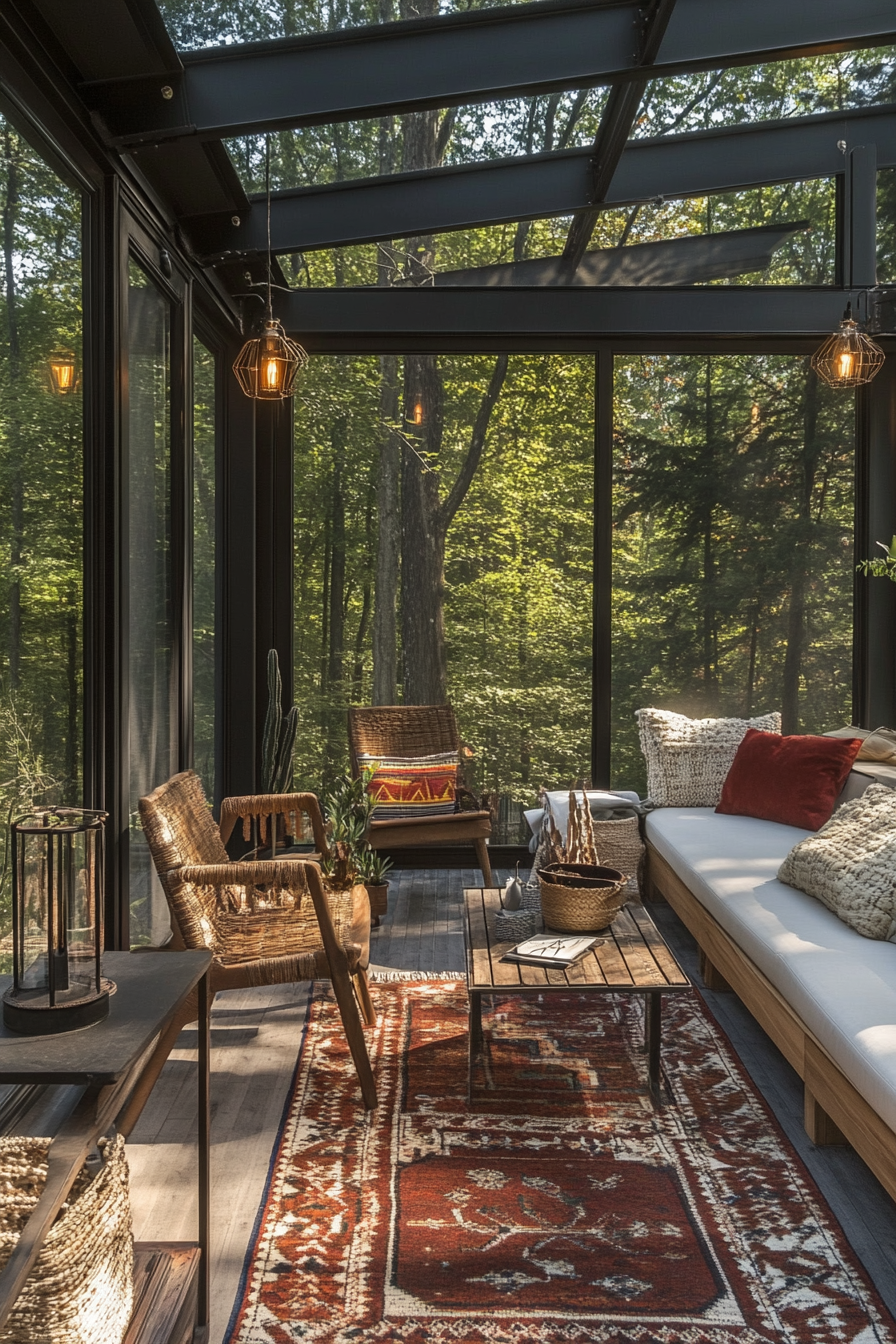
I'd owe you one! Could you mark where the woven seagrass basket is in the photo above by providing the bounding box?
[0,1133,134,1344]
[539,863,628,933]
[592,815,645,896]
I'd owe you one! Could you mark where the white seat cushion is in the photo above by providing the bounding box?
[646,808,896,1133]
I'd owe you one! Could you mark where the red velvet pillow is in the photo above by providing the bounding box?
[715,729,862,831]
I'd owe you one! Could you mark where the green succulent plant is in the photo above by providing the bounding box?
[857,536,896,584]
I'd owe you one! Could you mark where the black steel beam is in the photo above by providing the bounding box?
[272,285,877,347]
[81,0,896,145]
[184,105,896,259]
[563,0,677,267]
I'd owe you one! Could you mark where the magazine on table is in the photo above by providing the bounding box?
[501,934,600,968]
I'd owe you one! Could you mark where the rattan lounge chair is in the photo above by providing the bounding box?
[118,770,377,1133]
[347,704,493,887]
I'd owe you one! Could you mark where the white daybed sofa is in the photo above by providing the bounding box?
[645,797,896,1203]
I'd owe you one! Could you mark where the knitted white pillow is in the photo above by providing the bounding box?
[777,783,896,942]
[636,708,781,807]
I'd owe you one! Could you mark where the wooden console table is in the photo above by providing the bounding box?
[463,888,690,1105]
[0,950,211,1344]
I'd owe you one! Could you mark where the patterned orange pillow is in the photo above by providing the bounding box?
[359,752,457,821]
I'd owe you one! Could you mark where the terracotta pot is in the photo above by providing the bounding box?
[365,881,390,924]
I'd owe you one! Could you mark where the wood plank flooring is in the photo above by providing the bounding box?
[127,868,896,1341]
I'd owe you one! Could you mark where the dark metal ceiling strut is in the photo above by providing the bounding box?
[80,0,896,146]
[179,105,896,260]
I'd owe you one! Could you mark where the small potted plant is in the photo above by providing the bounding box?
[356,847,393,924]
[321,767,393,924]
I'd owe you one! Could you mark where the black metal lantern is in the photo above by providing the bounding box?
[3,808,111,1035]
[811,303,885,389]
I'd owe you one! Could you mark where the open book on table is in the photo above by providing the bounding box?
[501,934,599,968]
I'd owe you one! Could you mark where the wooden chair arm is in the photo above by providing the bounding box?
[218,791,329,854]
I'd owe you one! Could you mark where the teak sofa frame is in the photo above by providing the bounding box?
[647,844,896,1205]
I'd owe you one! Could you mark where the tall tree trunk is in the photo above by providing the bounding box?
[3,129,22,691]
[701,358,717,710]
[373,355,400,702]
[781,368,820,733]
[327,416,347,686]
[401,355,447,702]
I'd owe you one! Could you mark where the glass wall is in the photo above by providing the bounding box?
[0,113,83,964]
[128,257,176,945]
[192,337,216,800]
[294,354,594,838]
[610,354,856,794]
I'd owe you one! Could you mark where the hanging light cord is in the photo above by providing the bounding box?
[265,133,273,321]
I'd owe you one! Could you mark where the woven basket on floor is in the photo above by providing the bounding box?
[0,1133,134,1344]
[592,816,645,896]
[539,864,628,933]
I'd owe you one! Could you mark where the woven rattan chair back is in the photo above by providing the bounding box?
[347,705,460,776]
[140,770,230,873]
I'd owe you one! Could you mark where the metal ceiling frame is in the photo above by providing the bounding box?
[182,104,896,262]
[80,0,896,146]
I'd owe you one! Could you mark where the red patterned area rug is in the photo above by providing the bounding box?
[225,977,895,1344]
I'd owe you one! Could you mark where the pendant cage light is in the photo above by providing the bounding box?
[810,302,885,389]
[46,351,79,395]
[233,137,308,400]
[233,319,308,400]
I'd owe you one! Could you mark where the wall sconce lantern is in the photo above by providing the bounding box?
[811,303,885,389]
[47,351,79,396]
[232,318,308,401]
[3,808,111,1035]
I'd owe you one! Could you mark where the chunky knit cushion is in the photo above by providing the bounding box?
[778,783,896,941]
[358,751,457,820]
[636,708,781,807]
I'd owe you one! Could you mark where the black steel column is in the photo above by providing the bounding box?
[221,349,258,799]
[254,399,295,783]
[854,353,896,728]
[592,347,613,787]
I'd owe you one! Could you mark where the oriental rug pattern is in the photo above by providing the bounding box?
[225,979,895,1344]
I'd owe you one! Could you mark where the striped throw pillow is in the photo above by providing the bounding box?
[359,752,458,821]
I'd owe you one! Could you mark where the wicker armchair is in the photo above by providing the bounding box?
[118,770,376,1134]
[347,705,493,887]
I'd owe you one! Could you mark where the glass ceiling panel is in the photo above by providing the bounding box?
[158,0,533,50]
[276,177,835,288]
[223,45,895,198]
[226,90,606,194]
[634,46,896,137]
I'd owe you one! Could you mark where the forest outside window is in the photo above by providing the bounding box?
[0,113,83,966]
[611,354,856,794]
[293,354,594,842]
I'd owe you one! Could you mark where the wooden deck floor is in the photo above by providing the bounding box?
[127,868,896,1341]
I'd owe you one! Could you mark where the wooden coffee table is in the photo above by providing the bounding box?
[463,887,690,1105]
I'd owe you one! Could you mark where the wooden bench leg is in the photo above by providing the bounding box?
[804,1085,847,1146]
[474,837,493,889]
[698,947,733,992]
[330,955,378,1110]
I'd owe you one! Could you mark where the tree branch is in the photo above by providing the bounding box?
[440,354,509,530]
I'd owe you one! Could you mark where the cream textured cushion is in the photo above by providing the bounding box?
[636,708,781,806]
[777,783,896,941]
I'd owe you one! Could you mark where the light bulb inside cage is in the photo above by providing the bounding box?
[47,351,79,396]
[811,310,885,389]
[232,319,308,400]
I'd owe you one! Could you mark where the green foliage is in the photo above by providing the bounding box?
[193,338,216,798]
[321,765,377,887]
[857,536,896,583]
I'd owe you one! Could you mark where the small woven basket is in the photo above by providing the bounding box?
[0,1133,134,1344]
[592,816,645,896]
[539,864,628,933]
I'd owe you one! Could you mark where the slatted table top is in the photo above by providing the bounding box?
[464,887,690,994]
